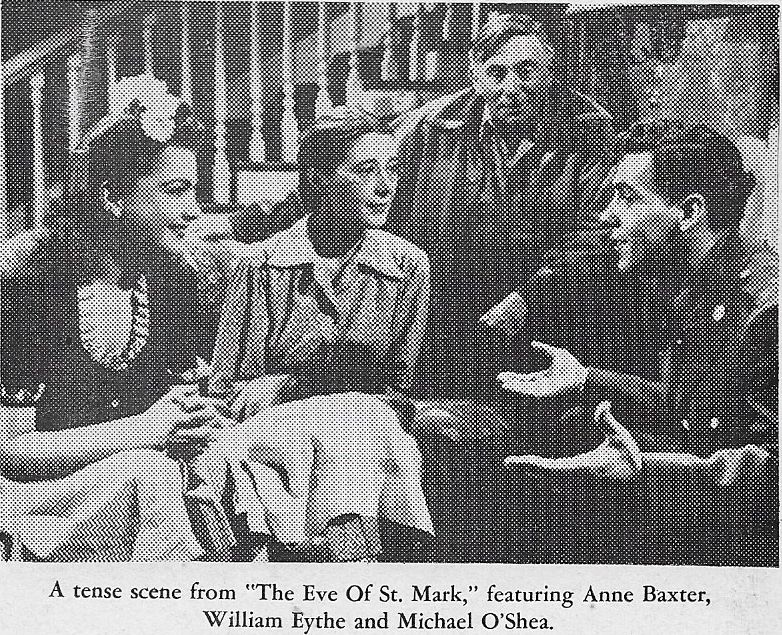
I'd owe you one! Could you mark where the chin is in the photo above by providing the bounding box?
[363,211,389,229]
[616,259,630,273]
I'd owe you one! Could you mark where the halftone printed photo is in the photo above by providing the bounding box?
[0,1,777,570]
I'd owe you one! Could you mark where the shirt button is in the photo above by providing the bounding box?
[681,419,690,431]
[710,417,719,429]
[111,399,120,409]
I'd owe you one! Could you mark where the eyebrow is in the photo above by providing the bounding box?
[159,178,196,189]
[489,60,539,69]
[614,182,641,198]
[350,156,399,168]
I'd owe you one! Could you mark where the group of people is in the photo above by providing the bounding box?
[1,14,777,565]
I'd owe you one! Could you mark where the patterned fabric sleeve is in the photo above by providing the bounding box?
[388,249,431,395]
[209,255,267,398]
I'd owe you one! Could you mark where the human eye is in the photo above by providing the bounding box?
[386,158,400,175]
[352,161,378,176]
[162,180,192,196]
[614,185,638,206]
[486,65,508,82]
[513,62,536,79]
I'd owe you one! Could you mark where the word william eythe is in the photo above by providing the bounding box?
[202,583,712,631]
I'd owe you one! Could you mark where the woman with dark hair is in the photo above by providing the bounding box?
[0,76,234,560]
[207,108,433,561]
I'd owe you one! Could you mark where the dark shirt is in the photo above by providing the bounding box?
[1,229,205,432]
[585,231,778,457]
[390,85,615,399]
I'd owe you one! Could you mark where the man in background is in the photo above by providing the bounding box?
[390,13,615,401]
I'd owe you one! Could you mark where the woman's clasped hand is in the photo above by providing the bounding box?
[135,384,234,452]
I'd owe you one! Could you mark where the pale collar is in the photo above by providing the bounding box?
[263,215,405,279]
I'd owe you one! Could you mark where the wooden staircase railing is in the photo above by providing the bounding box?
[1,1,529,239]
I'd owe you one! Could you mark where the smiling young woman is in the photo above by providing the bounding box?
[0,76,233,561]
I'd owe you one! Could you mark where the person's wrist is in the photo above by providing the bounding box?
[564,365,589,400]
[576,365,588,393]
[126,412,154,449]
[131,411,168,450]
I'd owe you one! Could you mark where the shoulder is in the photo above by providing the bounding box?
[392,88,475,141]
[547,86,614,157]
[1,230,64,354]
[0,227,57,283]
[739,243,778,317]
[245,217,306,269]
[560,86,613,124]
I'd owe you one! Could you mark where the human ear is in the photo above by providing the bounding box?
[678,194,707,232]
[100,181,123,219]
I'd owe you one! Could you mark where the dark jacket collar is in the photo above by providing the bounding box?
[690,230,744,298]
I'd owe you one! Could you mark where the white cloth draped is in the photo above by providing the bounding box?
[193,392,434,545]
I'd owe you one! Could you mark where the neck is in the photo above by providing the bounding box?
[685,229,721,273]
[307,211,364,258]
[655,229,722,300]
[74,231,147,289]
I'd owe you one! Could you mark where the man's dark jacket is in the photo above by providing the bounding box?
[388,85,616,399]
[585,231,778,458]
[576,232,778,566]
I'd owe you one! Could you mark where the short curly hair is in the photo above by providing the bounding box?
[470,13,554,63]
[619,120,757,230]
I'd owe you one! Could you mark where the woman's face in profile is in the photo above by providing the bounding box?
[119,146,201,254]
[327,132,399,229]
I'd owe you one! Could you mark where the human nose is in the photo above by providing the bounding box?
[374,167,396,197]
[182,192,201,223]
[599,200,621,230]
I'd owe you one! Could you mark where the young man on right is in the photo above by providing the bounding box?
[500,120,778,566]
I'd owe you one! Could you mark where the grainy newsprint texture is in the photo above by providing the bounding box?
[0,0,778,580]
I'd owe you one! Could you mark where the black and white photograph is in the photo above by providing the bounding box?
[0,0,778,588]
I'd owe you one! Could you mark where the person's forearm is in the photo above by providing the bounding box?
[0,415,147,481]
[642,451,704,472]
[584,367,668,433]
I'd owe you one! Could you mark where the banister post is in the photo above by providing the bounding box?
[213,2,230,204]
[180,3,192,103]
[315,1,333,118]
[30,72,46,229]
[249,1,267,162]
[280,0,298,163]
[345,1,363,108]
[143,12,156,77]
